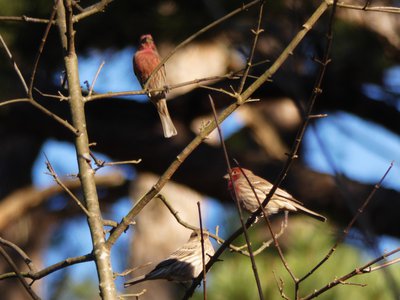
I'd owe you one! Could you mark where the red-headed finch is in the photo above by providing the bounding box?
[224,167,326,222]
[133,34,177,138]
[124,230,215,287]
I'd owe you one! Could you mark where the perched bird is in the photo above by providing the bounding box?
[224,167,326,222]
[124,230,215,287]
[133,34,177,138]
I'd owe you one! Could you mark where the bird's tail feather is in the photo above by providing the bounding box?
[124,275,147,287]
[156,99,177,138]
[293,202,327,222]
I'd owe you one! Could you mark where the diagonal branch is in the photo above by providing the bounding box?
[0,34,29,93]
[298,161,394,284]
[301,246,400,300]
[105,0,329,253]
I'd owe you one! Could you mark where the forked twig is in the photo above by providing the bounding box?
[89,150,141,171]
[302,246,400,299]
[157,194,277,256]
[0,246,41,300]
[44,155,90,217]
[0,237,36,272]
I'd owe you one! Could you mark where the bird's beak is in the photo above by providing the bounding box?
[223,173,230,179]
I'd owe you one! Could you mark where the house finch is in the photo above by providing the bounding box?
[224,167,326,222]
[124,230,215,287]
[133,34,177,138]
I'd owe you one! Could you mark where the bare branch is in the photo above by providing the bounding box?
[45,155,91,217]
[237,1,265,94]
[157,194,277,256]
[0,238,36,272]
[331,1,400,14]
[88,61,105,97]
[0,34,29,93]
[0,98,30,107]
[197,202,207,300]
[0,246,41,300]
[298,161,394,284]
[0,172,124,231]
[0,253,93,281]
[74,0,114,22]
[28,0,61,97]
[302,247,400,299]
[0,16,54,24]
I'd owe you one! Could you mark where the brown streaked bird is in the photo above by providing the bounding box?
[224,167,326,222]
[124,230,215,287]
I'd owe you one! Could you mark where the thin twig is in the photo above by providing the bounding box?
[273,271,291,300]
[114,262,152,278]
[44,155,91,217]
[28,0,61,97]
[0,16,54,24]
[0,34,29,93]
[330,1,400,14]
[301,246,400,300]
[0,238,36,272]
[88,61,105,97]
[0,34,78,134]
[120,289,147,299]
[237,1,265,94]
[298,161,394,285]
[0,246,41,300]
[369,257,400,272]
[157,194,275,256]
[0,253,93,281]
[34,88,68,101]
[198,85,235,97]
[29,100,79,135]
[197,202,207,300]
[0,98,30,107]
[73,0,114,22]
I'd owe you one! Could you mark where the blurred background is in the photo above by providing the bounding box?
[0,0,399,299]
